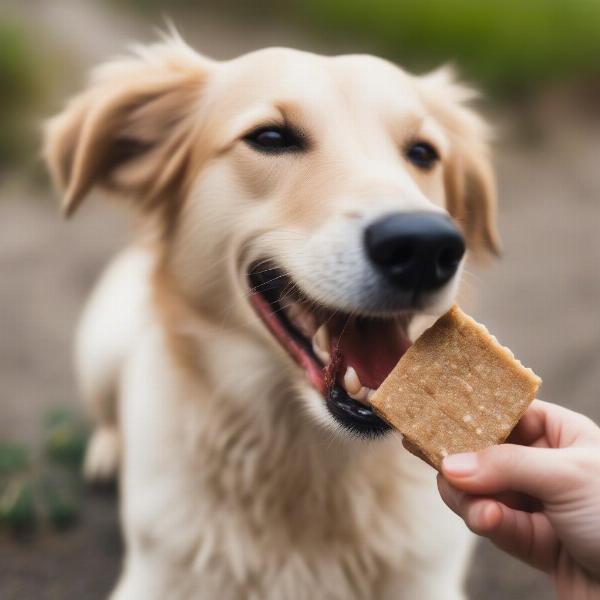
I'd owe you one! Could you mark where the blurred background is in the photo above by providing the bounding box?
[1,0,598,598]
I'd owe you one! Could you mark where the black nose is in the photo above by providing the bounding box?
[364,212,465,292]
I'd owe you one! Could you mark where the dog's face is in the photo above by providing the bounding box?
[45,38,499,439]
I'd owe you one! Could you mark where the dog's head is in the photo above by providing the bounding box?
[45,35,499,438]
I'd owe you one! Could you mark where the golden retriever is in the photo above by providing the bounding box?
[44,32,499,600]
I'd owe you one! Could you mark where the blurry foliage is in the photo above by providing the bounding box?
[44,407,87,470]
[0,409,87,532]
[0,443,30,475]
[0,443,36,530]
[119,0,600,95]
[299,0,600,94]
[0,20,44,169]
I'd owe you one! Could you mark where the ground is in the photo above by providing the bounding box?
[1,1,599,598]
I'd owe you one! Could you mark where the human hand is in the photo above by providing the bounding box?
[437,400,600,599]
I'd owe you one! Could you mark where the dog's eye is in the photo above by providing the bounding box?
[244,126,303,154]
[406,141,439,169]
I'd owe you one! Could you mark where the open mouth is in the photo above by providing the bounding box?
[248,262,413,437]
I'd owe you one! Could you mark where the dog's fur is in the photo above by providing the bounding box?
[44,34,499,600]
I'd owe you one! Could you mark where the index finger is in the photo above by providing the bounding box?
[508,399,600,449]
[506,400,548,447]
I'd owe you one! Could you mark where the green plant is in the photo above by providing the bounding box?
[0,408,88,532]
[0,20,43,168]
[45,408,87,469]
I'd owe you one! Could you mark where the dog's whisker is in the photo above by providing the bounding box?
[249,272,293,294]
[198,235,310,274]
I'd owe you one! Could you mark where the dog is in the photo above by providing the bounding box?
[44,33,499,600]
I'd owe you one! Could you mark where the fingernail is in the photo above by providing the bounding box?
[443,452,478,476]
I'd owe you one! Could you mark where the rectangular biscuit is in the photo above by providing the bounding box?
[370,306,541,470]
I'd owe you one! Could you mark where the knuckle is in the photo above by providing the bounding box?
[480,444,519,473]
[566,447,600,479]
[478,444,534,491]
[541,448,599,497]
[579,415,600,440]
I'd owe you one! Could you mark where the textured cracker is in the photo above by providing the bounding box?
[370,306,541,470]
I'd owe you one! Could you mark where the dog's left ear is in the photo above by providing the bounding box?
[43,34,214,217]
[418,67,501,258]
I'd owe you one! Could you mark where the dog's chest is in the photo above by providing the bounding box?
[121,331,447,599]
[128,412,430,599]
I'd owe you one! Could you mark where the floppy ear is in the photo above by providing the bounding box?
[419,67,501,258]
[43,34,213,217]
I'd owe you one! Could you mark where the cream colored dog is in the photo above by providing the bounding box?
[44,33,499,600]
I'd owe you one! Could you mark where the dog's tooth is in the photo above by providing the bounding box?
[343,367,362,395]
[367,388,376,403]
[312,340,331,365]
[312,324,331,364]
[313,324,330,351]
[301,312,318,337]
[286,302,315,338]
[348,386,370,405]
[284,301,301,322]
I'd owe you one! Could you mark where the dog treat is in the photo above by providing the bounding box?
[370,306,541,470]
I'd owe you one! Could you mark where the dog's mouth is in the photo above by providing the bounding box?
[248,262,413,437]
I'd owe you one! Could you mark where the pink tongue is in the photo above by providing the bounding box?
[336,319,411,390]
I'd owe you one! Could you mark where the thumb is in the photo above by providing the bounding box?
[441,444,576,500]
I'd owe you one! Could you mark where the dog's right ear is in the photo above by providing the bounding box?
[43,35,214,217]
[418,66,501,259]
